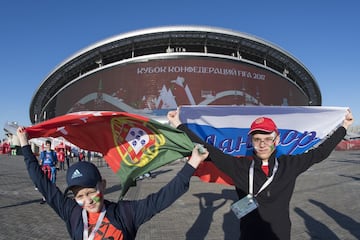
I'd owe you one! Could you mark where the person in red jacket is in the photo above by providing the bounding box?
[167,108,353,240]
[17,126,209,240]
[57,148,66,171]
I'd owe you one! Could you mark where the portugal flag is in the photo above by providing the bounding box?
[26,111,195,197]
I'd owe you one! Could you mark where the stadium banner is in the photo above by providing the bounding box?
[179,105,348,185]
[25,111,195,197]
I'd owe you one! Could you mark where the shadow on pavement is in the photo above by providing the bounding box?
[309,199,360,239]
[0,199,41,209]
[186,189,239,240]
[294,207,339,240]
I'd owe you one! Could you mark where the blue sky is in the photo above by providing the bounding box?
[1,0,359,139]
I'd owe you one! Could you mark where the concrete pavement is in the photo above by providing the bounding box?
[0,150,359,239]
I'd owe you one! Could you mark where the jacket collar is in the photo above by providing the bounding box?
[252,151,277,169]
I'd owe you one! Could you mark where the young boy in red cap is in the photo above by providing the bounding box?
[16,126,209,240]
[167,109,353,240]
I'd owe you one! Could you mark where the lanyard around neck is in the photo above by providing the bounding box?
[82,207,106,240]
[249,158,279,197]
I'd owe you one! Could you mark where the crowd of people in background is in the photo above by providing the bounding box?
[27,140,105,204]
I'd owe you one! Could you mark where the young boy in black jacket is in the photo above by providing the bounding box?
[17,126,208,240]
[167,108,353,240]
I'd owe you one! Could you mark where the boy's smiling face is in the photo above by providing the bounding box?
[72,180,106,213]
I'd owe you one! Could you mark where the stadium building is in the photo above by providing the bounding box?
[29,25,321,124]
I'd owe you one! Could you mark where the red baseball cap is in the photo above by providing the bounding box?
[249,117,278,135]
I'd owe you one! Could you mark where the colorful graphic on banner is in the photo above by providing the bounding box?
[25,111,195,197]
[180,105,347,156]
[55,58,309,117]
[179,105,348,185]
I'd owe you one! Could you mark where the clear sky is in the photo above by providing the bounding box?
[1,0,359,139]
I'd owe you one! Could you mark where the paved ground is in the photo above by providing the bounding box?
[0,150,359,240]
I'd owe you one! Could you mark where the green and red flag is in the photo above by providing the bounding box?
[25,111,195,197]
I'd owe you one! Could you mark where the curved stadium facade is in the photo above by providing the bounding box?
[29,26,321,124]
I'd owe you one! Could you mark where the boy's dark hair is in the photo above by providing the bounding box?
[45,140,52,145]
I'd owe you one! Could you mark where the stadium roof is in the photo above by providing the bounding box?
[30,25,321,124]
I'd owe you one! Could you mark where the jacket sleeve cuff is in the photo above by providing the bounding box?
[178,162,196,180]
[178,124,186,131]
[22,145,34,157]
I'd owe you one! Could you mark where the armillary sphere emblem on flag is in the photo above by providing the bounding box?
[111,116,165,167]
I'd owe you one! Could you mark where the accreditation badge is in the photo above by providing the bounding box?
[231,194,258,219]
